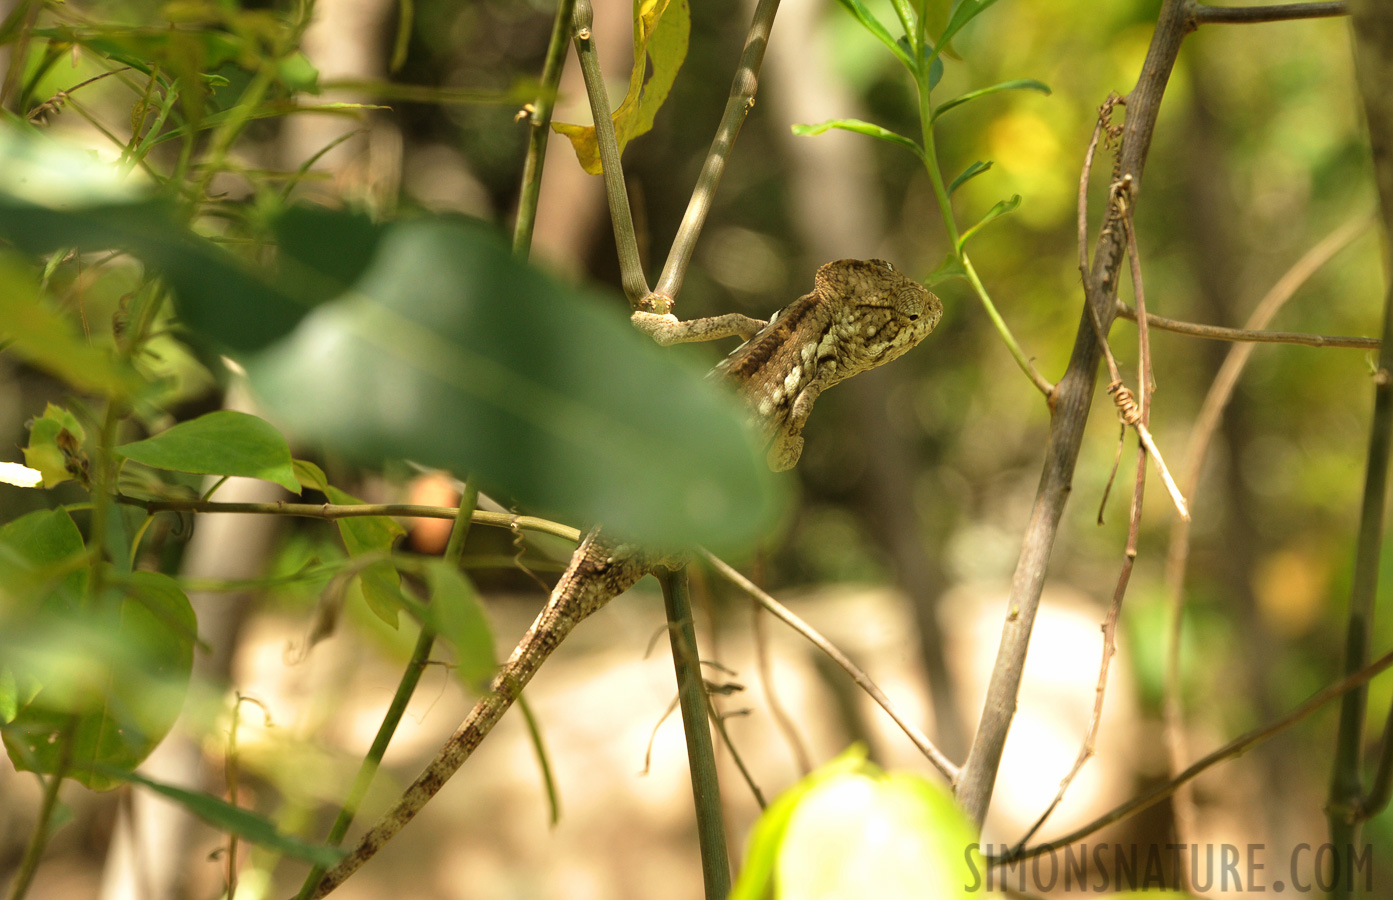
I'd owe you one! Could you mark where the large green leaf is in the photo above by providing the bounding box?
[117,410,300,492]
[732,747,984,900]
[246,215,783,551]
[553,0,690,174]
[2,570,196,790]
[90,765,346,867]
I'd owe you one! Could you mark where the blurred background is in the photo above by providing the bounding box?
[0,0,1388,897]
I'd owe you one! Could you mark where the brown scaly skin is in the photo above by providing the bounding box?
[716,259,941,470]
[308,260,939,897]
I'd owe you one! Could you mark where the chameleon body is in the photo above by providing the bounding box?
[309,260,940,896]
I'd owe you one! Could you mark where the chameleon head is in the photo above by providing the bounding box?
[815,258,943,373]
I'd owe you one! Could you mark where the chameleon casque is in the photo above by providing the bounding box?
[308,259,941,896]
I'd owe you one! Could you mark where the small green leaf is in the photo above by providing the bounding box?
[957,194,1021,251]
[23,404,88,489]
[325,485,405,626]
[835,0,915,72]
[934,0,1003,61]
[947,160,992,196]
[118,410,300,493]
[792,119,925,162]
[895,36,944,88]
[926,253,968,287]
[931,79,1051,122]
[419,560,495,691]
[293,458,330,493]
[277,52,321,94]
[88,764,346,867]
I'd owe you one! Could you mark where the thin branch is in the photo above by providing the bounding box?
[114,496,582,542]
[753,601,813,776]
[659,568,732,900]
[1003,644,1393,863]
[512,0,577,256]
[5,720,75,900]
[1016,192,1166,850]
[705,689,768,809]
[1076,111,1107,281]
[1115,303,1377,349]
[701,549,960,783]
[653,0,781,301]
[570,0,649,303]
[1191,2,1348,26]
[956,0,1193,827]
[295,482,481,900]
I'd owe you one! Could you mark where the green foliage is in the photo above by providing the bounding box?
[732,747,985,900]
[947,159,992,195]
[792,119,927,162]
[0,255,142,398]
[957,194,1021,251]
[931,79,1051,122]
[117,410,301,493]
[91,766,346,867]
[835,0,917,73]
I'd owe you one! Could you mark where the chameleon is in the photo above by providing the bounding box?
[306,259,940,896]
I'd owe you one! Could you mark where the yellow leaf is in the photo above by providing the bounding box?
[552,0,690,175]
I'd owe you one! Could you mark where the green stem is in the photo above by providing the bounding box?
[917,69,1051,396]
[5,720,75,900]
[962,255,1053,395]
[916,74,960,248]
[513,0,577,257]
[517,696,561,824]
[113,496,582,543]
[296,480,480,900]
[659,568,730,900]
